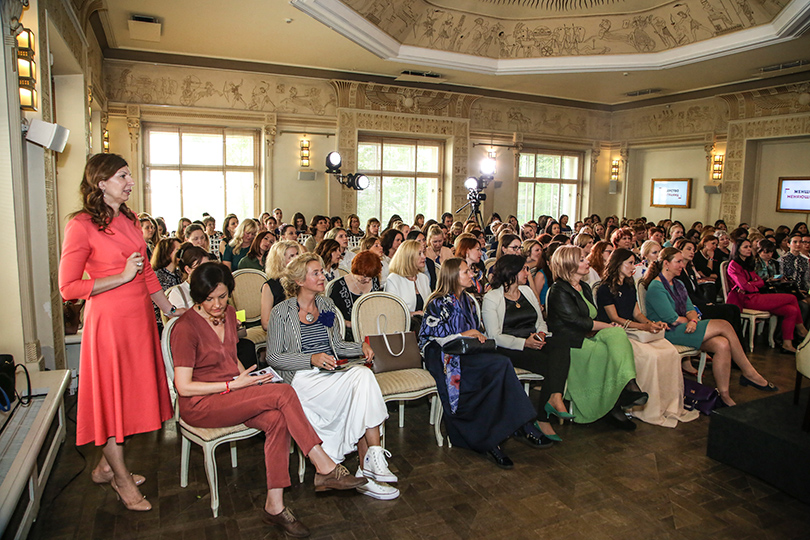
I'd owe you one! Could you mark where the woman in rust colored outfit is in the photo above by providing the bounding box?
[170,262,365,537]
[59,154,179,511]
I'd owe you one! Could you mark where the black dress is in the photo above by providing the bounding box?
[327,276,381,341]
[495,293,571,413]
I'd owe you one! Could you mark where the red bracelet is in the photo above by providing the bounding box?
[221,380,230,394]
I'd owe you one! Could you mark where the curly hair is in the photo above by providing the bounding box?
[72,153,136,232]
[282,252,323,298]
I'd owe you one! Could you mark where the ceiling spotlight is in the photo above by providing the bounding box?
[325,151,342,174]
[465,176,479,190]
[480,158,496,178]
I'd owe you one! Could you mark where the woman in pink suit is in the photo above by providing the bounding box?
[59,154,183,511]
[727,238,806,354]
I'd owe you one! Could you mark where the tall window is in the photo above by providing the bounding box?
[516,150,582,225]
[144,124,260,230]
[356,137,442,226]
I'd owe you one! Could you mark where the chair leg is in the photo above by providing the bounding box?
[398,400,405,429]
[795,371,804,405]
[380,421,386,448]
[749,318,756,352]
[180,436,191,488]
[697,352,707,385]
[433,400,444,447]
[523,382,530,395]
[297,445,306,484]
[230,441,238,468]
[429,395,437,426]
[768,315,777,348]
[203,443,221,518]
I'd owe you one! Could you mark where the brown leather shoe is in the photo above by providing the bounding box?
[314,464,368,492]
[261,507,310,538]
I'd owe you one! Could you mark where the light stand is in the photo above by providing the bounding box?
[456,160,495,229]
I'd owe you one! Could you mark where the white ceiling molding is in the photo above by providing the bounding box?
[291,0,810,75]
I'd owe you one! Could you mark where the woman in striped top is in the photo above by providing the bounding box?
[266,253,400,501]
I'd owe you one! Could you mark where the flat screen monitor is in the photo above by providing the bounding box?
[777,177,810,213]
[650,178,692,208]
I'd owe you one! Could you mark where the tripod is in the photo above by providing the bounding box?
[456,197,484,230]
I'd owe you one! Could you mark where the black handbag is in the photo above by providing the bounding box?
[441,337,496,355]
[0,354,15,411]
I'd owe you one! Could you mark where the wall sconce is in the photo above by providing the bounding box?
[712,154,724,181]
[300,137,310,168]
[102,129,110,153]
[16,28,37,112]
[610,159,620,182]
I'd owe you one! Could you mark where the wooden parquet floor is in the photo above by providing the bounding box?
[30,347,810,540]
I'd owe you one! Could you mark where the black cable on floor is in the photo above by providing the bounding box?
[38,395,87,512]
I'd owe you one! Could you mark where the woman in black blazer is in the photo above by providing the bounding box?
[546,245,644,430]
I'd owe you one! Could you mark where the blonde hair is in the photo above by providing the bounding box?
[389,240,423,278]
[229,218,258,254]
[640,240,661,260]
[265,240,303,279]
[550,245,583,284]
[426,224,443,242]
[573,233,593,249]
[281,252,323,298]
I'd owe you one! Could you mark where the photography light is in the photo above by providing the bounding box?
[325,151,342,174]
[479,158,496,178]
[347,173,370,190]
[464,176,479,190]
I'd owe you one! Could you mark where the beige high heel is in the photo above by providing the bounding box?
[110,479,152,512]
[92,469,145,487]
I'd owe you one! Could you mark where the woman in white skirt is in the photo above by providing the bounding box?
[595,248,699,427]
[266,252,399,500]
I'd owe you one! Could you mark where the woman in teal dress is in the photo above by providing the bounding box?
[643,247,776,407]
[547,245,646,430]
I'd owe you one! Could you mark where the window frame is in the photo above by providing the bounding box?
[516,148,584,224]
[142,123,261,223]
[355,135,444,223]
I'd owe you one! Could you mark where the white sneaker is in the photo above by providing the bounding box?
[355,467,400,500]
[362,446,397,483]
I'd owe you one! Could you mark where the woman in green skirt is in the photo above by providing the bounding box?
[546,245,646,430]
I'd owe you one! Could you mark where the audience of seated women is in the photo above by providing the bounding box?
[222,218,257,270]
[546,245,645,431]
[596,249,698,427]
[170,262,366,536]
[261,240,304,331]
[385,239,431,330]
[266,253,399,500]
[314,238,342,282]
[482,255,571,441]
[238,230,273,271]
[419,258,551,469]
[643,247,776,406]
[726,238,805,353]
[328,251,382,341]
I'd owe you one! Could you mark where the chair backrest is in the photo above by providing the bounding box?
[347,236,361,250]
[160,317,181,410]
[484,258,497,272]
[299,234,311,246]
[797,333,810,376]
[335,267,349,278]
[636,279,647,316]
[324,277,340,299]
[591,280,601,295]
[719,260,730,302]
[231,269,267,323]
[351,292,411,343]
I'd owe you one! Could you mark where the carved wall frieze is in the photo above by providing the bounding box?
[330,80,478,118]
[720,85,810,121]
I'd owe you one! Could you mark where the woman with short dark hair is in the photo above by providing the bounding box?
[328,251,382,341]
[171,262,365,535]
[304,215,329,252]
[482,255,572,440]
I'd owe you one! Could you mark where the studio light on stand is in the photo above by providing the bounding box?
[457,159,495,228]
[325,151,368,191]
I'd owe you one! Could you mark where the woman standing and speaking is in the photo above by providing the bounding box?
[59,154,182,511]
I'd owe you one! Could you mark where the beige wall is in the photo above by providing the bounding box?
[270,132,333,219]
[751,137,810,229]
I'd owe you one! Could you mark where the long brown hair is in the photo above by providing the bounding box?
[603,248,635,296]
[426,257,466,306]
[72,153,135,232]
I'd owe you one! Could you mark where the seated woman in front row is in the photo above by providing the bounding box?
[482,255,572,442]
[643,247,777,407]
[419,258,549,470]
[266,253,399,501]
[546,245,646,431]
[170,262,366,538]
[596,248,698,428]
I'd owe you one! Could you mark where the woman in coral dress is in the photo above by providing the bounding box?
[59,154,182,512]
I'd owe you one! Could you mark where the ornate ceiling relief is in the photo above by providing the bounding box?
[331,80,478,117]
[343,0,783,58]
[718,84,810,121]
[104,60,337,116]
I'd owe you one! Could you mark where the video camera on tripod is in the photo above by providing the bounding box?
[457,158,496,228]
